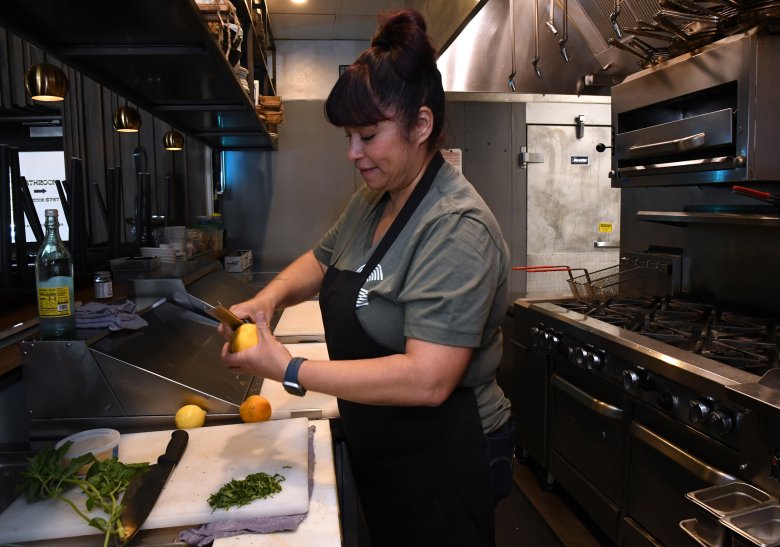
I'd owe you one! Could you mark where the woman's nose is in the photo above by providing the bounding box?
[346,136,364,161]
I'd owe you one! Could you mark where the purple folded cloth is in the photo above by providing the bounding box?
[178,425,317,546]
[75,300,148,331]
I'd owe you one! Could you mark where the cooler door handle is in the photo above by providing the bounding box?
[628,132,707,158]
[631,422,736,484]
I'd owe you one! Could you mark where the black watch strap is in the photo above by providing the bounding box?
[283,357,307,396]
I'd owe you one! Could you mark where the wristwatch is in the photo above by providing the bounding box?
[283,357,307,396]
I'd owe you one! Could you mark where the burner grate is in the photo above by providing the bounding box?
[556,296,780,374]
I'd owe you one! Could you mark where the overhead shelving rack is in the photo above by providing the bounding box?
[0,0,277,151]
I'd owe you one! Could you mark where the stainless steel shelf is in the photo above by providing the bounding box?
[0,0,275,150]
[637,210,780,227]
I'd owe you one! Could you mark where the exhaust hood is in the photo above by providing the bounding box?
[436,0,690,95]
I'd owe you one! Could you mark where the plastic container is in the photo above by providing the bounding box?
[54,428,120,475]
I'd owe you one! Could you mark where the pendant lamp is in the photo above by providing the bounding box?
[113,105,142,132]
[24,62,69,102]
[163,129,185,151]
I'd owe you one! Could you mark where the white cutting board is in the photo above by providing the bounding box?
[0,419,310,544]
[262,343,339,419]
[273,301,324,340]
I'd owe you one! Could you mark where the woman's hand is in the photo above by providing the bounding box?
[216,295,275,340]
[220,312,292,380]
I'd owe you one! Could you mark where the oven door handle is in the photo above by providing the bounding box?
[551,374,623,420]
[628,132,707,158]
[631,422,737,484]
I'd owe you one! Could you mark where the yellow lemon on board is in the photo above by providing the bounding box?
[175,404,206,429]
[230,323,258,353]
[239,395,272,423]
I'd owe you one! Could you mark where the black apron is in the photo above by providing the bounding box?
[319,153,495,547]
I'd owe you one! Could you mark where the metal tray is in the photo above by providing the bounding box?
[721,503,780,547]
[686,482,777,547]
[688,482,777,518]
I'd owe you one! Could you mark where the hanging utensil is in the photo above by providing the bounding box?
[546,0,558,34]
[559,0,570,61]
[732,185,780,210]
[532,0,543,78]
[508,0,517,91]
[608,37,652,65]
[610,0,623,38]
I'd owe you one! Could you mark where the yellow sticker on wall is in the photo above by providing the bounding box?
[598,222,613,233]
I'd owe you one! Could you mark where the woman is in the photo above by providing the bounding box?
[220,9,513,546]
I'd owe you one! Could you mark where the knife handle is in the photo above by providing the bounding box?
[159,430,189,465]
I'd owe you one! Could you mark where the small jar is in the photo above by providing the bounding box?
[93,271,113,300]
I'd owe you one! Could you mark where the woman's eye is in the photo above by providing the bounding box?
[360,134,375,142]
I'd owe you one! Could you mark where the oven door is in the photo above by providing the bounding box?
[623,403,740,547]
[550,372,626,541]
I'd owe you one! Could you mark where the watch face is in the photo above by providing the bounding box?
[283,380,306,397]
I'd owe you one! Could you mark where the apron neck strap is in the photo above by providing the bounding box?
[362,152,444,278]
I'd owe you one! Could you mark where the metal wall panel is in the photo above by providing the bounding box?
[220,100,357,275]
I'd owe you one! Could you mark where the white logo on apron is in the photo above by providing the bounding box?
[355,264,383,308]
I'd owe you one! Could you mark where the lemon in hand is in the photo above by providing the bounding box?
[230,323,258,353]
[175,404,206,429]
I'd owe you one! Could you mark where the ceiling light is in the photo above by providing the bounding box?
[290,0,307,4]
[163,129,185,151]
[24,62,69,102]
[113,105,142,133]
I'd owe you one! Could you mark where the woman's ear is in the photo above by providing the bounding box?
[413,106,434,145]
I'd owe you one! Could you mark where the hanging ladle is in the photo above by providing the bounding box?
[559,0,570,61]
[508,0,517,91]
[532,0,543,78]
[546,0,558,34]
[610,0,623,38]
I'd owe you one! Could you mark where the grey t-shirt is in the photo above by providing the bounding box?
[313,160,511,433]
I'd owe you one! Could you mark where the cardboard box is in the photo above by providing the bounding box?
[224,250,253,272]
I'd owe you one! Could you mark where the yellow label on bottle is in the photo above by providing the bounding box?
[38,287,72,317]
[598,222,613,233]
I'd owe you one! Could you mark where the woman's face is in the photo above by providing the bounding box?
[345,119,426,194]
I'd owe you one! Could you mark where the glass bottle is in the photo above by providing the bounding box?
[35,209,75,338]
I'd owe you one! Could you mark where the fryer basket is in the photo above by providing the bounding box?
[514,257,672,302]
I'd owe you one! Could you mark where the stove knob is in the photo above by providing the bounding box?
[545,331,560,351]
[689,401,711,423]
[623,370,640,389]
[657,392,678,413]
[575,348,588,368]
[560,343,574,361]
[709,410,733,436]
[530,327,544,348]
[587,352,603,370]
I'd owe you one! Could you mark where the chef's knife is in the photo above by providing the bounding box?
[120,430,189,546]
[170,291,249,330]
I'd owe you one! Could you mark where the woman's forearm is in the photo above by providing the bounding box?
[258,250,326,311]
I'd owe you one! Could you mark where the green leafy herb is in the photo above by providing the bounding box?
[208,472,285,511]
[13,441,149,547]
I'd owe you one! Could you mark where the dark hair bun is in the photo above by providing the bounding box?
[370,10,436,78]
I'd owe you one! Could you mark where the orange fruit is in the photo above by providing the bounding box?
[239,395,272,423]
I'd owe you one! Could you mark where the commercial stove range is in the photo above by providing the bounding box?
[511,295,780,547]
[555,297,780,375]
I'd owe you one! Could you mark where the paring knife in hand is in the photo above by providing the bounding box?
[120,429,189,546]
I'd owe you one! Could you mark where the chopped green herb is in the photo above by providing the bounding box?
[13,441,148,547]
[208,472,285,511]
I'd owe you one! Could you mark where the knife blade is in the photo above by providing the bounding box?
[182,292,247,330]
[120,429,189,546]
